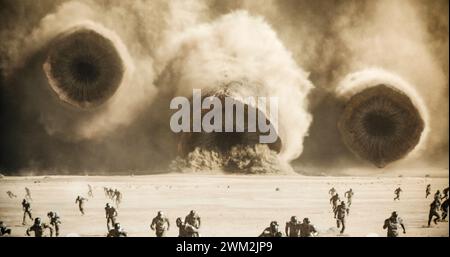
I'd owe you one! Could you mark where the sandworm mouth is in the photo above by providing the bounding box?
[43,28,124,108]
[338,84,424,168]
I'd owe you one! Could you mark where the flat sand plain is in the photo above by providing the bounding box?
[0,174,448,237]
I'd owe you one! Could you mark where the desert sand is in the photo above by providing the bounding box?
[0,174,448,237]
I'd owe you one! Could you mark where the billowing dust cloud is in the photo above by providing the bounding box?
[158,11,313,173]
[0,0,448,175]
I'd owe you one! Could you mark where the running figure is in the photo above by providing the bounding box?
[176,218,185,237]
[6,191,17,198]
[442,187,449,200]
[383,211,406,237]
[108,188,114,199]
[330,193,340,212]
[25,187,32,201]
[150,211,170,237]
[329,187,336,196]
[394,187,402,201]
[344,188,354,207]
[105,203,118,231]
[47,212,61,237]
[26,218,53,237]
[428,198,441,227]
[114,190,122,208]
[441,198,449,221]
[285,216,301,237]
[299,218,318,237]
[176,217,198,237]
[259,221,282,237]
[425,184,431,198]
[107,223,127,237]
[22,199,33,225]
[184,210,201,237]
[87,184,93,198]
[0,221,11,236]
[75,196,88,215]
[334,201,349,234]
[434,190,442,201]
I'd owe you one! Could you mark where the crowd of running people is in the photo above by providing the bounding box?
[104,187,123,208]
[0,184,448,237]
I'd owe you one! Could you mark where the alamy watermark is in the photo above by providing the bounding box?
[170,89,279,144]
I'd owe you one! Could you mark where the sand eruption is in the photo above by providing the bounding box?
[43,27,124,108]
[171,144,283,174]
[177,87,282,157]
[159,11,313,173]
[172,88,283,174]
[336,68,429,168]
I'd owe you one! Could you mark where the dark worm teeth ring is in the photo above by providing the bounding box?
[43,28,124,108]
[338,84,424,168]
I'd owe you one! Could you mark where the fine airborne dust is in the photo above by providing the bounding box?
[0,0,448,175]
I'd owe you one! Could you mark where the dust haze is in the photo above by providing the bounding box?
[0,0,448,176]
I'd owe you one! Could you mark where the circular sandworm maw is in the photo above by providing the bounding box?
[338,84,424,168]
[43,28,124,108]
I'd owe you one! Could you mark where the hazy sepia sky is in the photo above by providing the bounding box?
[0,0,447,175]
